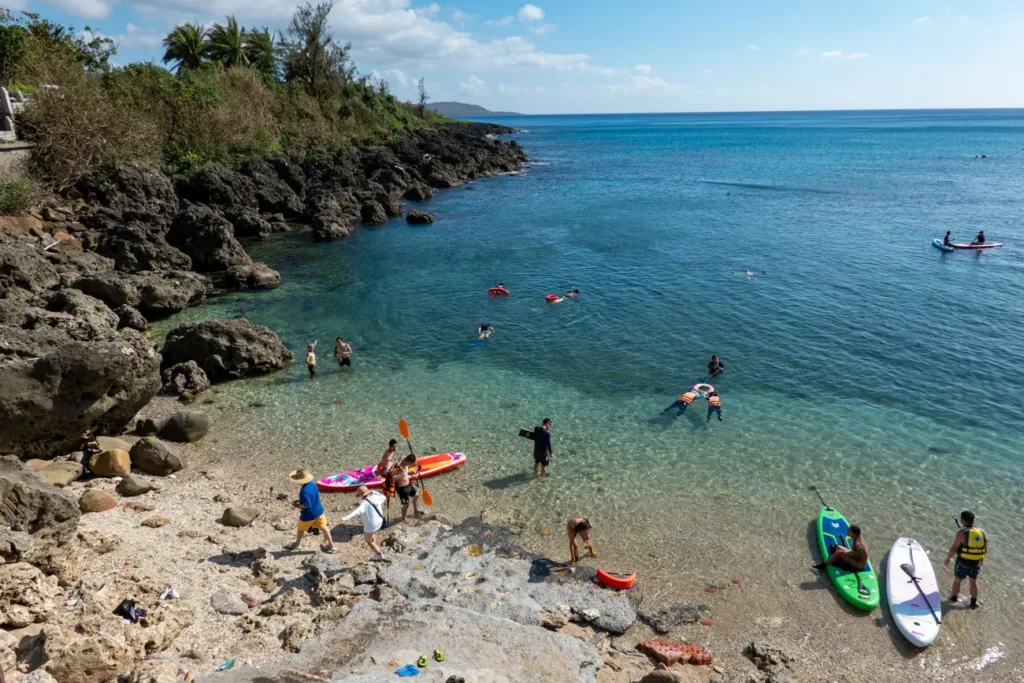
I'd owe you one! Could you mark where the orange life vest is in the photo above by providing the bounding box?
[679,391,697,405]
[708,395,722,407]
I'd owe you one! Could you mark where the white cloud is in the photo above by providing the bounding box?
[486,15,515,26]
[748,44,762,50]
[912,16,931,24]
[634,64,652,74]
[415,3,440,17]
[498,83,546,96]
[459,74,486,95]
[452,9,471,25]
[584,65,630,77]
[602,74,691,97]
[81,27,162,50]
[517,4,545,22]
[822,50,870,60]
[530,23,555,35]
[39,0,111,18]
[375,68,411,87]
[2,0,26,9]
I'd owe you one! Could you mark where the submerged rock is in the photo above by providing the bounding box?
[160,318,293,382]
[406,209,435,225]
[637,601,710,634]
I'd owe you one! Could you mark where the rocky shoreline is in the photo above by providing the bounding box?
[1,121,526,459]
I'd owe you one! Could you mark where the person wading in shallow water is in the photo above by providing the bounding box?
[567,517,596,565]
[305,342,317,377]
[532,418,553,476]
[334,337,352,368]
[945,510,986,609]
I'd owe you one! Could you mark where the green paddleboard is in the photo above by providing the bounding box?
[816,506,880,611]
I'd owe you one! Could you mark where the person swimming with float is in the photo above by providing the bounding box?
[707,355,724,377]
[671,389,699,416]
[565,289,580,298]
[478,322,495,340]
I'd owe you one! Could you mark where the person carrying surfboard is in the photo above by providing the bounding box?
[944,510,986,610]
[814,524,868,572]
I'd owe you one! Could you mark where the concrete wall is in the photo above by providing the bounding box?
[0,142,32,183]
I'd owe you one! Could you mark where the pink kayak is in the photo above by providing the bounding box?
[952,243,1002,250]
[317,452,467,492]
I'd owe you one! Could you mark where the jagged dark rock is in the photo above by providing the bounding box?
[161,360,211,398]
[161,318,293,382]
[0,456,80,540]
[223,207,274,240]
[166,203,252,273]
[113,305,147,331]
[76,163,179,227]
[176,164,258,213]
[240,157,306,216]
[94,221,192,273]
[135,270,209,319]
[214,263,281,291]
[406,210,435,225]
[360,200,388,225]
[402,183,434,201]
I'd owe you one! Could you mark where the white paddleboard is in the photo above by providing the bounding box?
[886,537,942,647]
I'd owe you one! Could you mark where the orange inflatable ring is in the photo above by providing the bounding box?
[545,294,561,302]
[488,287,509,296]
[693,383,714,395]
[596,568,637,590]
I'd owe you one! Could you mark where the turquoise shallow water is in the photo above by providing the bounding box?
[162,111,1024,653]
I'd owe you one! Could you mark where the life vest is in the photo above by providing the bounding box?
[679,391,697,405]
[958,526,987,561]
[382,464,399,498]
[708,395,722,407]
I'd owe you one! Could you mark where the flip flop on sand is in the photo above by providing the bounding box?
[417,654,429,668]
[395,664,419,677]
[433,648,445,662]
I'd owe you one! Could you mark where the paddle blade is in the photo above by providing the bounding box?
[422,487,433,506]
[398,419,410,440]
[900,563,918,580]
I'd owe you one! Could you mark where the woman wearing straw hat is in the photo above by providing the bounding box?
[286,469,337,554]
[341,485,388,561]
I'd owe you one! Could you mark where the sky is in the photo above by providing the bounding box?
[11,0,1024,114]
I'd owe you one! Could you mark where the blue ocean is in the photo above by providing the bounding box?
[164,110,1024,663]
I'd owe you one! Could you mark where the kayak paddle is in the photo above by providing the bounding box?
[398,419,433,506]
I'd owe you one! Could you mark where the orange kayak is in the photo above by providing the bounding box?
[317,452,467,492]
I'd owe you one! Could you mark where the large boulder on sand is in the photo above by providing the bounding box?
[0,330,162,459]
[157,410,210,443]
[161,360,211,398]
[88,449,131,477]
[160,318,293,382]
[79,490,117,513]
[38,461,84,488]
[0,456,80,539]
[130,437,185,475]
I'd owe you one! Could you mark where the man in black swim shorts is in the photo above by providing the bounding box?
[532,418,553,476]
[391,454,422,522]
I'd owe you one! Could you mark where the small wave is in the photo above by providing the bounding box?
[696,179,852,196]
[526,161,551,166]
[963,644,1005,671]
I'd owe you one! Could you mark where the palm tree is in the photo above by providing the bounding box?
[244,27,278,79]
[205,16,248,68]
[162,22,207,72]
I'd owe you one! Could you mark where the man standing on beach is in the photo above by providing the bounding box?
[392,454,423,522]
[532,418,553,476]
[285,469,337,554]
[945,510,986,609]
[342,485,388,561]
[334,337,353,368]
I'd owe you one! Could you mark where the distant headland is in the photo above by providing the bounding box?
[427,101,522,117]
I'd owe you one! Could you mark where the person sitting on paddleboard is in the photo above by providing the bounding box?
[391,454,423,523]
[706,390,723,422]
[971,230,986,245]
[374,439,398,479]
[943,231,953,247]
[478,322,494,340]
[708,355,724,377]
[567,517,596,565]
[815,524,868,572]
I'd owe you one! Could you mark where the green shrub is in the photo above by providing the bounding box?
[0,178,36,213]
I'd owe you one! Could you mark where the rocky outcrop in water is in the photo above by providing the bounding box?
[160,318,293,382]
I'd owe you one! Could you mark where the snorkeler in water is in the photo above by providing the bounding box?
[478,322,495,340]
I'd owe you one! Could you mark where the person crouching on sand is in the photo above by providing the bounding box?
[285,469,337,554]
[342,485,388,561]
[567,517,596,565]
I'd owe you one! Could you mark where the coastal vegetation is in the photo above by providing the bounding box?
[1,2,445,189]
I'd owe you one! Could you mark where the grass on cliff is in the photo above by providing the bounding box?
[8,4,450,189]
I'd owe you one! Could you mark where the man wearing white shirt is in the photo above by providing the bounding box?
[342,485,388,561]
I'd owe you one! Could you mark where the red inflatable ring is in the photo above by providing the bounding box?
[545,294,561,302]
[489,287,509,296]
[596,568,637,590]
[693,383,714,394]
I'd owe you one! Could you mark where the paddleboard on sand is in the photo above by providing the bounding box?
[886,537,941,647]
[317,452,467,492]
[816,506,880,611]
